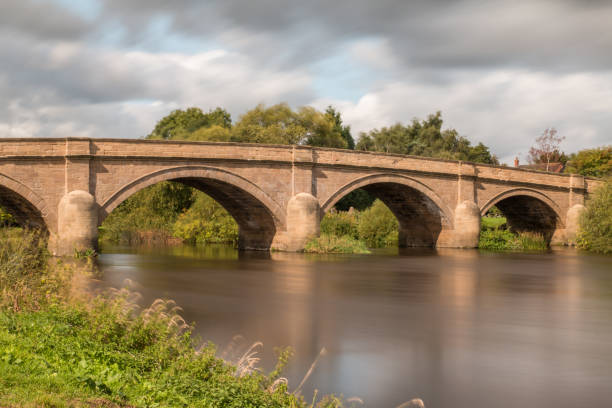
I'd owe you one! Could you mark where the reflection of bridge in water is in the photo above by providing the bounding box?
[0,138,600,255]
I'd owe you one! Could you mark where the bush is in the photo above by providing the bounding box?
[173,192,239,245]
[320,210,359,239]
[357,200,398,248]
[577,180,612,254]
[304,234,370,254]
[100,182,194,244]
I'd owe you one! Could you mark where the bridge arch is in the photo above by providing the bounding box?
[480,188,564,241]
[100,166,285,250]
[322,173,453,247]
[0,173,50,231]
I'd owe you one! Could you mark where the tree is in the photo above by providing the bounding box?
[527,128,567,171]
[147,107,232,140]
[325,106,354,149]
[565,146,612,178]
[231,103,347,148]
[356,111,498,165]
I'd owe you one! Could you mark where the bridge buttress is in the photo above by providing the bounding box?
[438,162,480,248]
[282,192,320,252]
[55,190,98,256]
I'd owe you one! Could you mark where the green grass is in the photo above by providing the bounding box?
[1,229,363,407]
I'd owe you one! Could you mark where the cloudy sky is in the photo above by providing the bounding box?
[1,0,610,163]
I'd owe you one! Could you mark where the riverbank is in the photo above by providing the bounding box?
[0,229,340,407]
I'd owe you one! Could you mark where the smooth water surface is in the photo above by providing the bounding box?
[97,245,612,408]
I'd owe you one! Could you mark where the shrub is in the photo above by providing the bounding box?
[304,234,370,254]
[577,180,612,254]
[357,200,398,248]
[173,192,239,245]
[320,210,359,239]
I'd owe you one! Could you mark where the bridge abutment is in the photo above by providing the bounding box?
[55,190,98,256]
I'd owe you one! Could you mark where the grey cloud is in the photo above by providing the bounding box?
[96,0,612,72]
[0,0,89,40]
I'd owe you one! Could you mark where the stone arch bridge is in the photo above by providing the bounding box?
[0,138,600,255]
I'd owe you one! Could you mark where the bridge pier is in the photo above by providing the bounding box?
[284,193,320,251]
[55,190,98,256]
[450,201,481,248]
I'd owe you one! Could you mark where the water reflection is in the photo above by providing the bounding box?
[97,245,612,408]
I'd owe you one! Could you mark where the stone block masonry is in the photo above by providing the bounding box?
[0,138,602,255]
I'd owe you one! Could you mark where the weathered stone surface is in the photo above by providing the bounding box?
[285,193,320,251]
[565,204,585,245]
[56,190,98,256]
[450,201,481,248]
[0,138,602,253]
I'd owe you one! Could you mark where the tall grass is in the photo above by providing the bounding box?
[478,217,548,251]
[2,228,426,406]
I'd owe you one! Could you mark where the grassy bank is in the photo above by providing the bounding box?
[1,229,363,407]
[478,217,548,251]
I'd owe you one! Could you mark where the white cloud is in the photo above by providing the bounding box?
[0,38,314,138]
[314,69,612,163]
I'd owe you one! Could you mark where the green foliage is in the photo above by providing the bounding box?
[485,205,503,218]
[565,146,612,178]
[232,103,347,148]
[481,215,506,230]
[173,193,239,245]
[577,180,612,254]
[0,228,49,310]
[320,200,398,249]
[356,111,499,164]
[147,107,232,140]
[0,206,14,226]
[479,216,547,251]
[99,182,194,244]
[304,234,370,254]
[356,200,399,248]
[325,106,354,149]
[320,211,359,239]
[0,230,352,407]
[334,189,375,211]
[187,125,232,142]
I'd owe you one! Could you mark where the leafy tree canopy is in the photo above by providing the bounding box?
[326,106,354,149]
[355,111,498,165]
[147,107,232,140]
[565,146,612,178]
[231,103,347,148]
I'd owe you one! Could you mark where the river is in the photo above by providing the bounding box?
[97,245,612,408]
